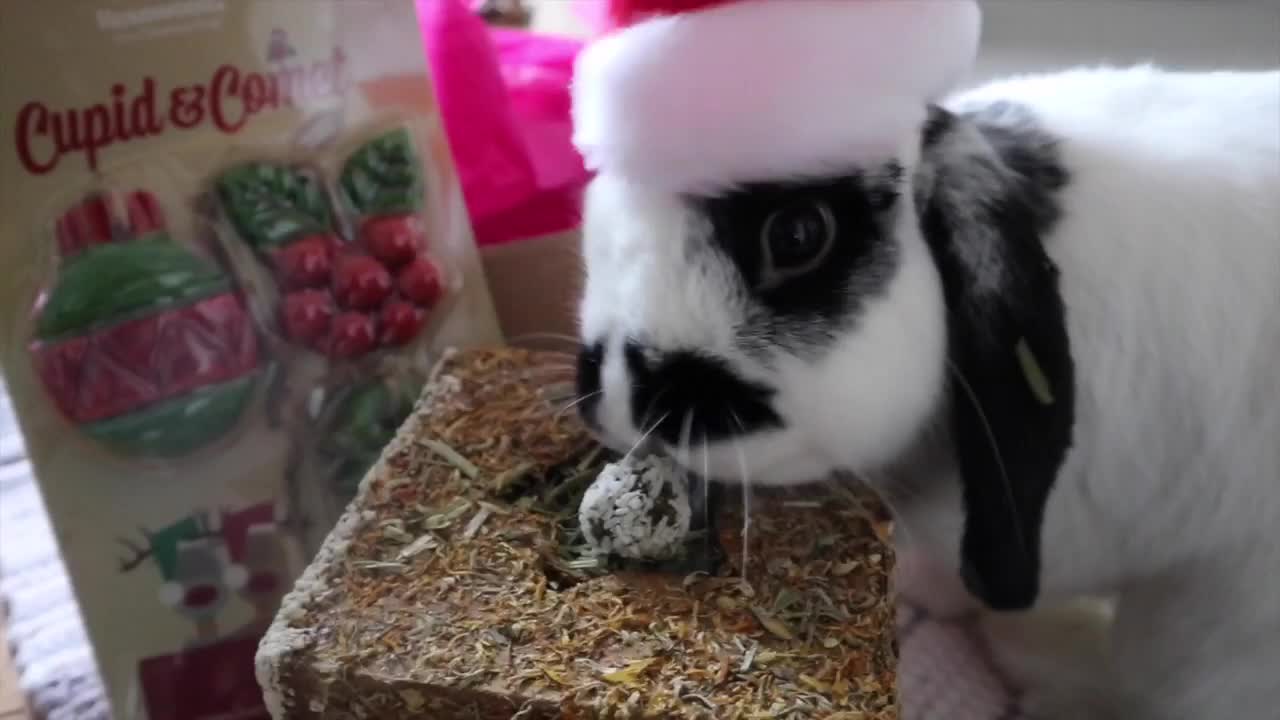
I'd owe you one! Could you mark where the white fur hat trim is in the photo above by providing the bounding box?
[571,0,982,192]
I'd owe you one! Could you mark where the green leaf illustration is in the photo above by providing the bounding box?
[215,162,333,249]
[339,127,425,218]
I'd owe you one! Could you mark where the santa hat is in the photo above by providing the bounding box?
[571,0,983,193]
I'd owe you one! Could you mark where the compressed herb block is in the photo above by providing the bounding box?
[258,346,899,719]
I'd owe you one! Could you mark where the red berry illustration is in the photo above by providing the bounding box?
[273,234,336,290]
[397,257,443,308]
[55,194,114,257]
[183,584,221,609]
[281,289,334,344]
[360,214,424,268]
[125,191,165,237]
[379,300,425,347]
[333,253,393,310]
[216,131,444,362]
[328,311,377,359]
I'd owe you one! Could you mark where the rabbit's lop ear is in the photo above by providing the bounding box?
[921,181,1077,613]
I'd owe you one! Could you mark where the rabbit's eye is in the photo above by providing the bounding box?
[760,200,836,283]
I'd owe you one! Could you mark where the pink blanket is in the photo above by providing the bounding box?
[897,601,1028,719]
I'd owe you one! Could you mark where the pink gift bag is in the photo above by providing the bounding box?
[417,0,592,247]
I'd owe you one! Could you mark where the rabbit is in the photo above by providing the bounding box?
[572,64,1280,720]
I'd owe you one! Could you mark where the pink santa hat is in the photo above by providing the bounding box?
[571,0,983,193]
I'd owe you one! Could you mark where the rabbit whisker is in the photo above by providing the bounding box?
[554,390,602,419]
[729,409,752,582]
[858,469,918,549]
[624,410,669,465]
[701,430,712,546]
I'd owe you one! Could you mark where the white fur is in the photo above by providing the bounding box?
[940,66,1280,720]
[578,65,1280,719]
[570,0,981,193]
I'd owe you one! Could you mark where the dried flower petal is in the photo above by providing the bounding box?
[1016,337,1056,405]
[601,658,659,686]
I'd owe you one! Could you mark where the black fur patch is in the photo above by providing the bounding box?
[575,341,605,431]
[624,341,783,447]
[922,105,956,150]
[918,103,1075,611]
[693,169,902,355]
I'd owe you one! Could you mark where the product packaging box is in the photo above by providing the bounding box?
[0,2,503,718]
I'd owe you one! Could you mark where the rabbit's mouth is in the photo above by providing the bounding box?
[576,337,784,446]
[573,336,842,486]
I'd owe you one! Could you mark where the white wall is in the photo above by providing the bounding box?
[972,0,1280,83]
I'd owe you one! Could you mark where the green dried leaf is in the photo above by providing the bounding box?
[1015,338,1056,405]
[567,556,604,570]
[417,438,479,479]
[750,605,795,640]
[462,506,493,539]
[352,560,405,572]
[772,589,802,614]
[380,521,413,544]
[397,534,439,560]
[422,499,474,530]
[491,462,536,495]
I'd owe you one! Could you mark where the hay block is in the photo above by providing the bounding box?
[257,347,899,719]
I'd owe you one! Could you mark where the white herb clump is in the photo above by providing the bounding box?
[579,455,692,561]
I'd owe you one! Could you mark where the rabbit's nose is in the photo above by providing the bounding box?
[625,342,785,449]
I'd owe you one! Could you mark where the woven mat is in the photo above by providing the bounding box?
[0,384,1025,720]
[0,391,110,720]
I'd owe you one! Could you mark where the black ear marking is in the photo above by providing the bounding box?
[919,103,1075,611]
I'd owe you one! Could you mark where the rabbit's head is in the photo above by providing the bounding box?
[574,156,947,491]
[571,0,1077,612]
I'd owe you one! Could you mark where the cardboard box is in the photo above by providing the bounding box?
[481,228,583,341]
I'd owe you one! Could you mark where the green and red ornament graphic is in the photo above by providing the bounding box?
[28,191,262,458]
[215,127,447,361]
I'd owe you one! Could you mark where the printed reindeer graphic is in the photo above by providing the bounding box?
[117,501,292,645]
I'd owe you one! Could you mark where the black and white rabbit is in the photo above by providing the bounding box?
[571,59,1280,720]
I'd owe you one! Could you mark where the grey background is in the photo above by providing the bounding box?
[972,0,1279,83]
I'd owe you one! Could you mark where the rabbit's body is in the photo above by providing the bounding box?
[575,65,1280,719]
[934,66,1280,599]
[901,66,1280,719]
